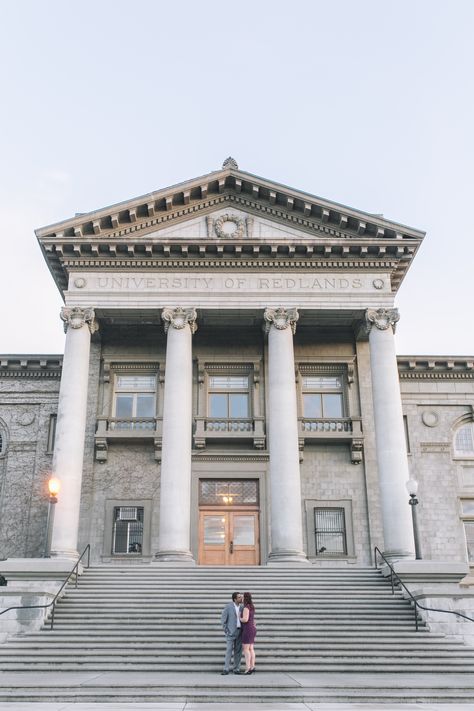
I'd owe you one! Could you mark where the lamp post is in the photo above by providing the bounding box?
[44,477,60,558]
[406,478,422,560]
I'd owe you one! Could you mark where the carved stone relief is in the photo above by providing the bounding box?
[263,307,299,334]
[162,307,198,334]
[60,307,98,334]
[366,307,400,333]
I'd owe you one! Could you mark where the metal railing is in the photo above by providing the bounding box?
[374,546,474,631]
[0,544,90,630]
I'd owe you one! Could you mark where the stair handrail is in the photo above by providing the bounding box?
[0,544,90,630]
[375,546,474,632]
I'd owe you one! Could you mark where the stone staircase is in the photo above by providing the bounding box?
[1,565,474,703]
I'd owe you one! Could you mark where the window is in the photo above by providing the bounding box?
[403,415,411,453]
[112,506,144,554]
[199,479,259,506]
[461,500,474,563]
[0,421,7,457]
[454,423,474,457]
[113,375,156,429]
[302,376,344,419]
[208,376,250,419]
[314,507,347,556]
[47,414,57,453]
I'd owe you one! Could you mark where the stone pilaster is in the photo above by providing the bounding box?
[366,307,414,560]
[51,307,98,559]
[155,307,197,563]
[264,308,308,564]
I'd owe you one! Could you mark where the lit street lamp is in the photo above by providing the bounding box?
[406,478,422,560]
[43,477,60,558]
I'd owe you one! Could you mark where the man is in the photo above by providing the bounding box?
[220,591,243,674]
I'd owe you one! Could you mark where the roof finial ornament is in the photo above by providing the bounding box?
[222,156,238,169]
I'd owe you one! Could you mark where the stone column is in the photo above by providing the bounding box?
[264,308,308,563]
[155,307,197,563]
[51,307,98,559]
[366,308,414,560]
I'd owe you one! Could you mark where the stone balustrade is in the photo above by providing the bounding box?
[194,416,265,449]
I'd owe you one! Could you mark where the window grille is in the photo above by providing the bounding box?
[314,507,347,555]
[454,424,474,456]
[112,506,144,554]
[199,479,258,506]
[47,414,57,453]
[0,425,6,457]
[464,522,474,563]
[403,415,411,453]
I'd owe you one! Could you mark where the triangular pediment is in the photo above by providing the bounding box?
[35,160,425,294]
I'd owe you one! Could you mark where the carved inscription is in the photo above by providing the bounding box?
[90,275,369,291]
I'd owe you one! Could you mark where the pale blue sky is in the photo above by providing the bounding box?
[1,0,473,355]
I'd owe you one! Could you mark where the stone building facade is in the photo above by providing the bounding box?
[0,161,473,569]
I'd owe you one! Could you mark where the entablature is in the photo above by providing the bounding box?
[397,356,474,379]
[0,355,63,378]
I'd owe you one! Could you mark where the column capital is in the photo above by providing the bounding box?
[60,307,98,334]
[264,307,299,335]
[162,307,198,334]
[366,307,400,334]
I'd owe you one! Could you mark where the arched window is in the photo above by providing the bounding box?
[454,422,474,457]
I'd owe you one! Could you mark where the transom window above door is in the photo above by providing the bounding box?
[302,375,344,419]
[208,375,250,418]
[113,374,156,429]
[199,479,259,506]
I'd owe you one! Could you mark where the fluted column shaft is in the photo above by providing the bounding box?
[51,307,97,559]
[156,307,197,563]
[264,308,308,564]
[367,308,414,560]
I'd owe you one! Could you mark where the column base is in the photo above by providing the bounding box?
[50,549,80,562]
[154,550,195,565]
[267,549,309,565]
[381,548,415,564]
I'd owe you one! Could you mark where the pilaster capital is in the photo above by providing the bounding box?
[366,307,400,334]
[60,307,98,334]
[162,307,198,334]
[264,307,299,335]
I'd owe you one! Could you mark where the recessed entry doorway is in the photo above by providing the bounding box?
[198,479,260,565]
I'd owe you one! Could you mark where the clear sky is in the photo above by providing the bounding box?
[1,0,473,356]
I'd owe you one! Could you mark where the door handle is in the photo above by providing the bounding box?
[230,540,234,554]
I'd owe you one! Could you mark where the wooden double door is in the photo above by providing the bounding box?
[199,509,260,565]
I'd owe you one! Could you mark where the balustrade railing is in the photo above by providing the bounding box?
[206,418,254,432]
[96,417,160,434]
[194,416,265,449]
[299,417,353,433]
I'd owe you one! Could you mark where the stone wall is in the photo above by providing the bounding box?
[401,377,474,563]
[0,370,60,559]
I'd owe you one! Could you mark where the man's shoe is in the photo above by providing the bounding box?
[233,670,243,674]
[221,670,230,675]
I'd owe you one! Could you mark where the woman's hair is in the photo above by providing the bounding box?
[243,591,254,609]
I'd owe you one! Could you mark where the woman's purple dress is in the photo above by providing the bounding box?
[241,605,256,644]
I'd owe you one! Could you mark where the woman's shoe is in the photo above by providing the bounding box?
[245,669,252,674]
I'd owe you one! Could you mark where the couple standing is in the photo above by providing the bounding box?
[221,591,256,675]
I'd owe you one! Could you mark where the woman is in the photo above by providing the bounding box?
[240,591,256,674]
